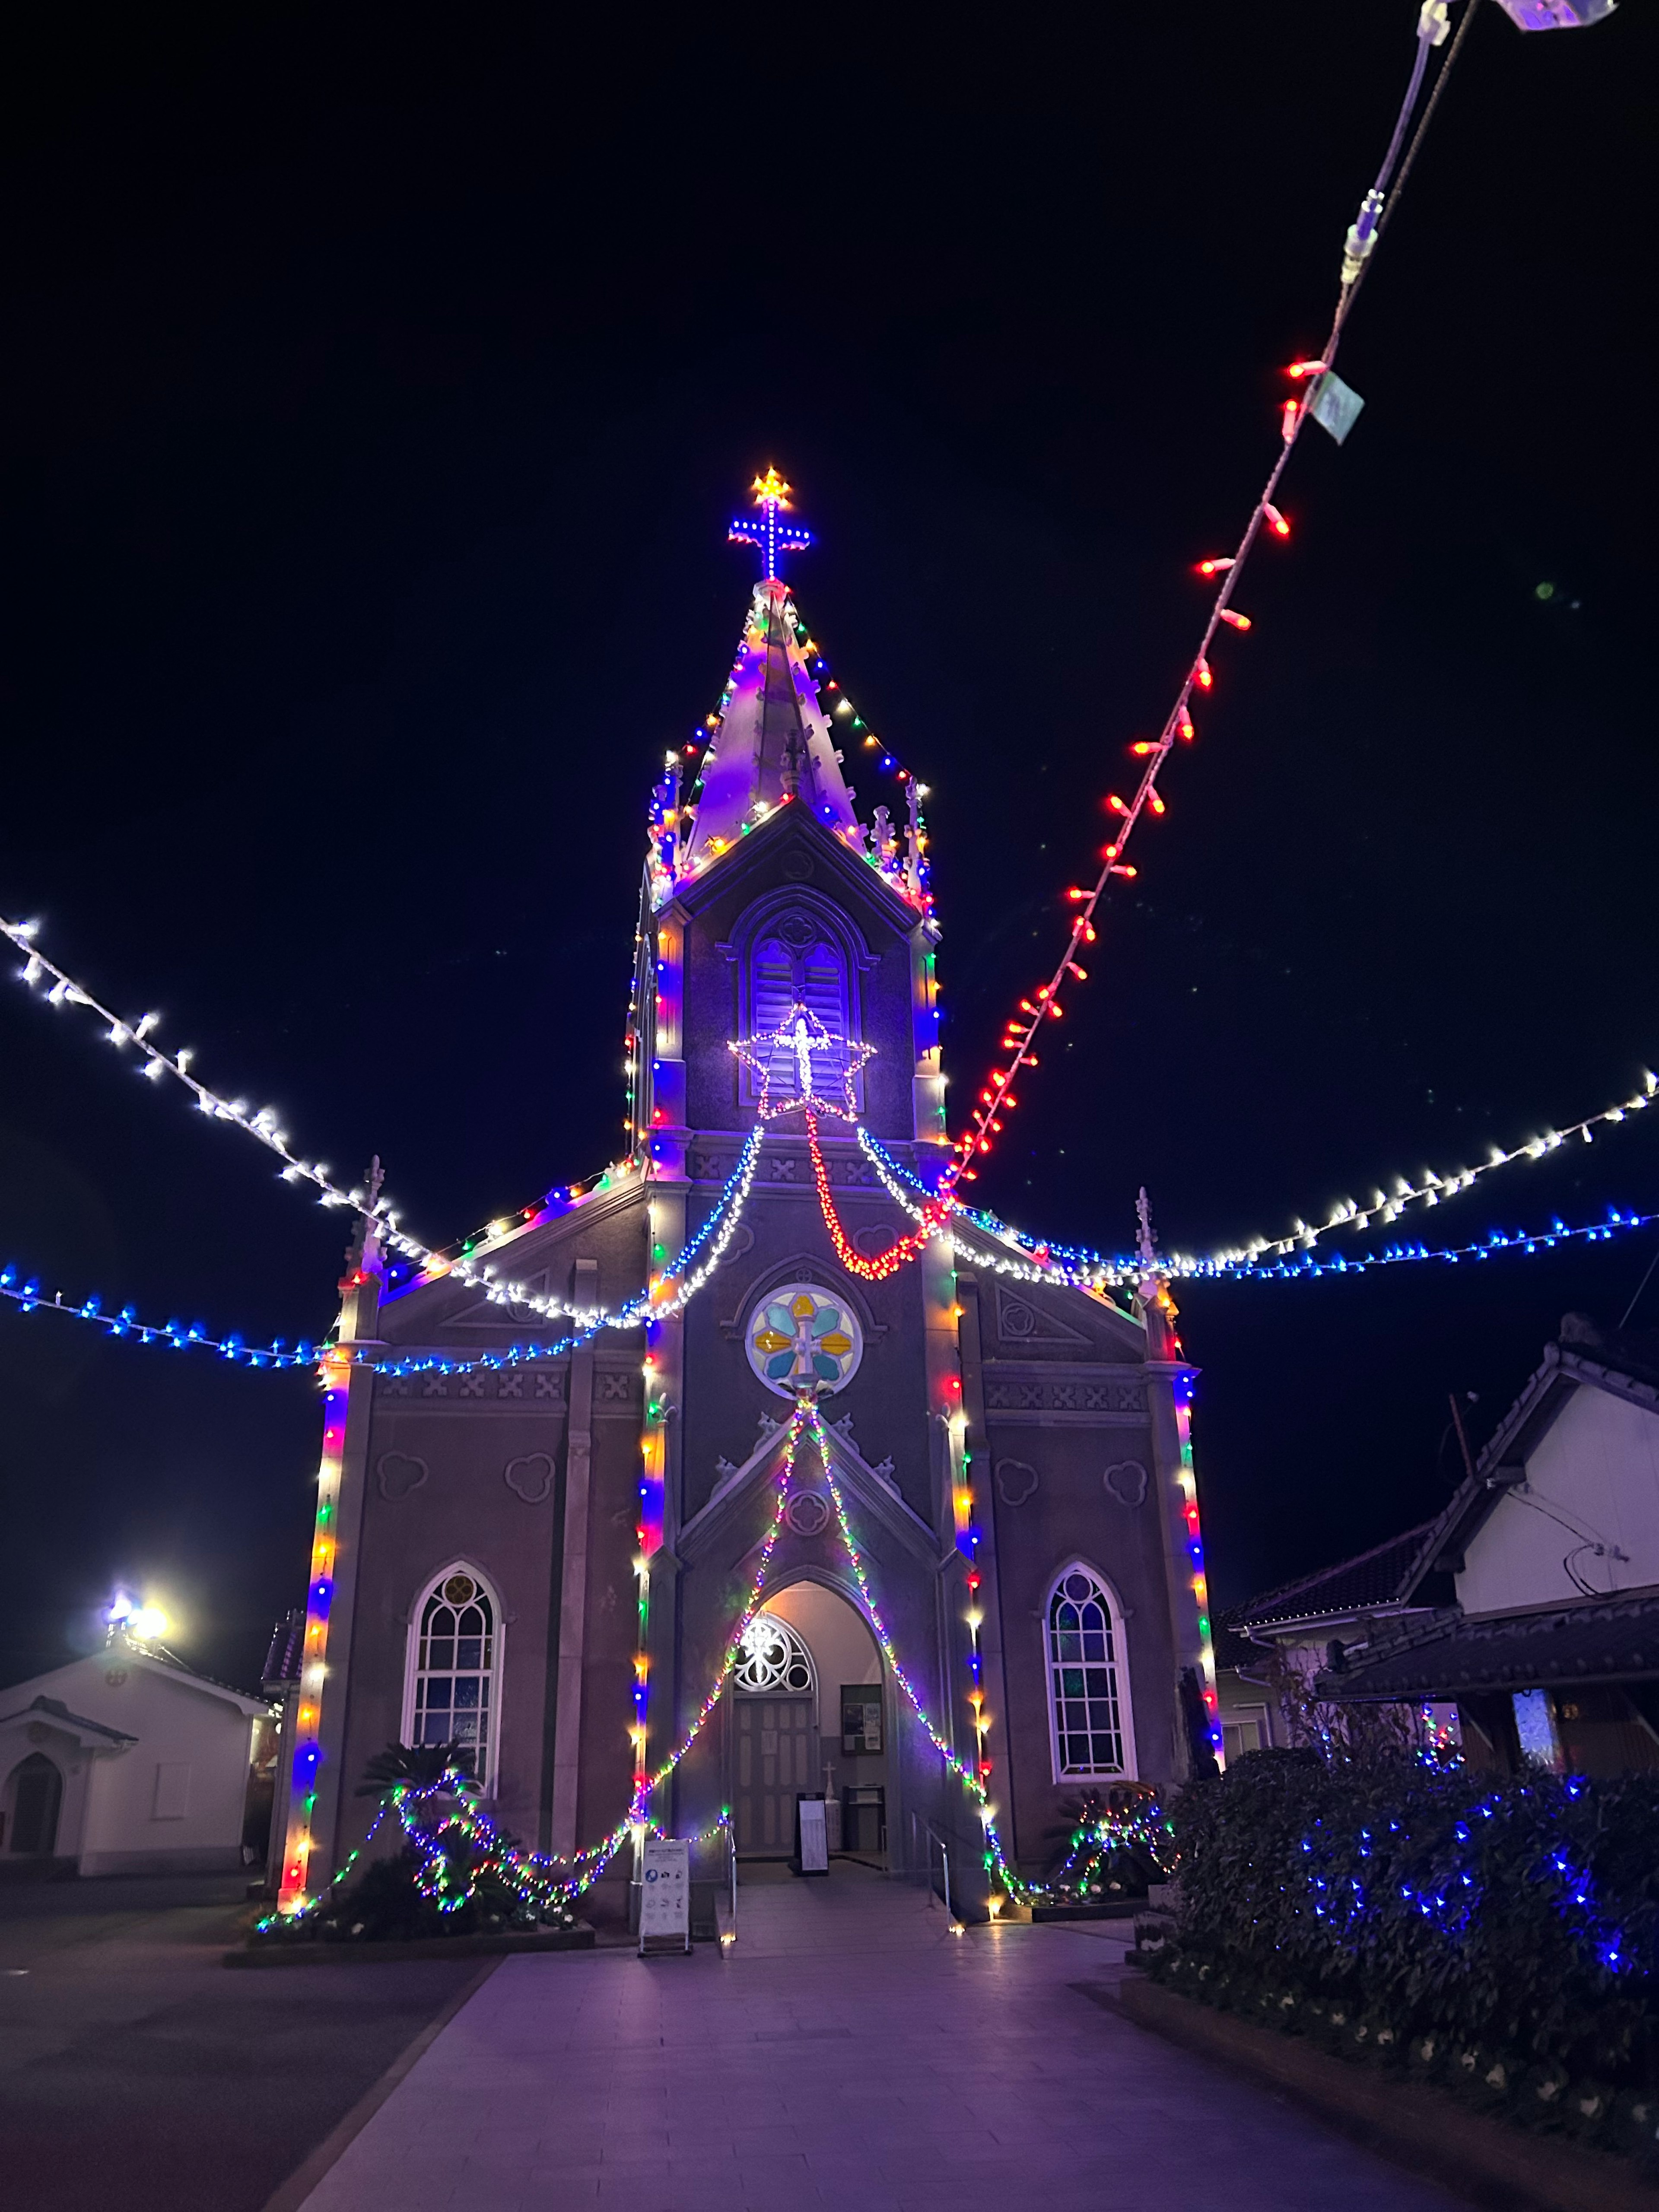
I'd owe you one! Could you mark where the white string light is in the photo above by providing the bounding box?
[1,910,668,1328]
[372,1125,767,1379]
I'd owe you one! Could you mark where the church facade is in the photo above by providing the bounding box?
[276,495,1219,1922]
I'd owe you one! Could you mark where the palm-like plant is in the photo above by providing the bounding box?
[357,1740,477,1799]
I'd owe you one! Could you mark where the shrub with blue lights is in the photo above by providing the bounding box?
[1150,1752,1659,2156]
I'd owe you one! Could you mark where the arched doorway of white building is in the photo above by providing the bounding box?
[729,1579,887,1863]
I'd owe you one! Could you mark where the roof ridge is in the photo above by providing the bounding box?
[1238,1517,1441,1624]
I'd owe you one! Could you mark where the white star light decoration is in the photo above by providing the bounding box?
[730,1004,874,1121]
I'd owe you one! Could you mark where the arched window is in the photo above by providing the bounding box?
[404,1567,502,1789]
[739,898,862,1113]
[1045,1565,1134,1780]
[733,1613,816,1696]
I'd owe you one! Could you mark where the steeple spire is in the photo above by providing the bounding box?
[674,472,860,880]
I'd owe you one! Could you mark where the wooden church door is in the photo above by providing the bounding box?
[733,1696,817,1856]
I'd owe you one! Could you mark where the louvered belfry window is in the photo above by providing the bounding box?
[745,909,854,1107]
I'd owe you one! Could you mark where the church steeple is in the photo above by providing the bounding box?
[668,474,861,885]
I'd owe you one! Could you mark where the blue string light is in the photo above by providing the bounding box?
[0,1267,315,1368]
[857,1131,1658,1287]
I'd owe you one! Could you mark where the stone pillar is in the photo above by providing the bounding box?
[551,1257,598,1860]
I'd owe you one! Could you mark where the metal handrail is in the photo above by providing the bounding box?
[727,1818,738,1947]
[913,1812,964,1932]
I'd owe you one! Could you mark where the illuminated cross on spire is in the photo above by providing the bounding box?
[728,466,813,580]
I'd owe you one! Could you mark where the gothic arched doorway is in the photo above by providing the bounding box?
[729,1582,885,1861]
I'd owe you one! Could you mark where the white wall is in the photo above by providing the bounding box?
[1457,1384,1659,1615]
[10,1650,261,1875]
[763,1582,881,1739]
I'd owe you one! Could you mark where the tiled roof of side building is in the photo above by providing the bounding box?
[1315,1583,1659,1702]
[262,1607,305,1691]
[1234,1520,1442,1632]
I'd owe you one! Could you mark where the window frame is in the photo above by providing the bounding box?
[734,889,870,1118]
[401,1561,505,1796]
[1043,1560,1137,1783]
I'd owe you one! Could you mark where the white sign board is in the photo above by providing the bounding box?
[639,1836,690,1951]
[797,1796,829,1875]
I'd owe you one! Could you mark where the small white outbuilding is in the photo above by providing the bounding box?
[0,1631,273,1876]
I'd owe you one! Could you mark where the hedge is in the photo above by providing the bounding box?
[1147,1752,1659,2161]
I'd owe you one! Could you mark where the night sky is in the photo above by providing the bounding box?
[1,3,1653,1692]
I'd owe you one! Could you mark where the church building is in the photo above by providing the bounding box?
[276,475,1220,1923]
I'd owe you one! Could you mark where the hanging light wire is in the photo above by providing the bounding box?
[945,2,1482,1195]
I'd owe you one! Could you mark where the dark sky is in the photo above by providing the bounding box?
[1,2,1653,1691]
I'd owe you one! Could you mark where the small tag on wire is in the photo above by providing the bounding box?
[1308,371,1366,445]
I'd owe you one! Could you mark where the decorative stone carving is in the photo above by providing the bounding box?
[377,1451,429,1502]
[1104,1459,1148,1507]
[534,1373,562,1400]
[785,1491,832,1537]
[504,1451,554,1504]
[996,1459,1039,1506]
[597,1371,634,1403]
[994,1285,1091,1348]
[458,1375,484,1398]
[780,850,815,881]
[984,1378,1145,1414]
[714,1456,740,1479]
[852,1221,903,1259]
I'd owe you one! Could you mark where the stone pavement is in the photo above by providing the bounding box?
[0,1871,478,2212]
[295,1860,1460,2212]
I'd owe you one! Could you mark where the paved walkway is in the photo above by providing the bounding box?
[296,1861,1459,2212]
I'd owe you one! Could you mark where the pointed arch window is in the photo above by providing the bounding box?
[739,898,862,1113]
[403,1567,502,1790]
[733,1614,816,1696]
[1045,1565,1134,1780]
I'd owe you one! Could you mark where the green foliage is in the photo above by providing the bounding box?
[254,1840,557,1945]
[356,1740,477,1797]
[1039,1786,1174,1903]
[1150,1754,1659,2155]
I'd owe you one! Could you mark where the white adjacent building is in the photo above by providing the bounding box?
[0,1630,273,1877]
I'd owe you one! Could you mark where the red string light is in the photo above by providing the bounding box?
[805,1111,950,1276]
[937,9,1471,1203]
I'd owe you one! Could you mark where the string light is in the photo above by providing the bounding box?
[0,911,655,1327]
[1197,1074,1659,1267]
[0,1268,316,1367]
[278,1346,352,1908]
[856,1110,1659,1291]
[941,5,1475,1196]
[806,1111,950,1280]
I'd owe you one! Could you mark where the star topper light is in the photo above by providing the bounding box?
[728,466,813,581]
[730,1003,874,1121]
